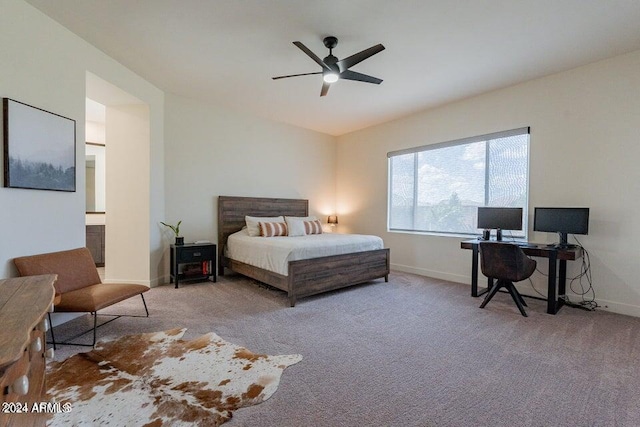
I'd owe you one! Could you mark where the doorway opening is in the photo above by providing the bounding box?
[85,72,151,284]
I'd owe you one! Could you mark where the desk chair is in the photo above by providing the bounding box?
[479,242,536,317]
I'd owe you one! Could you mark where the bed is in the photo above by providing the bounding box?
[218,196,390,306]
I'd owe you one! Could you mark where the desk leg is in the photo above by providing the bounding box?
[558,260,567,297]
[547,251,558,314]
[471,244,479,297]
[557,259,567,311]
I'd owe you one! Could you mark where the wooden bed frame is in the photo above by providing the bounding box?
[218,196,390,307]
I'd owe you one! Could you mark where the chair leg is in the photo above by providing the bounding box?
[50,297,149,348]
[141,294,149,317]
[92,312,98,347]
[515,288,528,307]
[47,312,56,350]
[479,282,502,308]
[505,283,528,317]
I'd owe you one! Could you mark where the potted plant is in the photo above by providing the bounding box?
[161,220,183,245]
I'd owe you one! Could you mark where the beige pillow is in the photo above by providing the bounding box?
[303,219,323,235]
[259,221,288,237]
[285,216,318,236]
[245,216,284,237]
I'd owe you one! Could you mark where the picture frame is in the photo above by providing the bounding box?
[3,98,76,192]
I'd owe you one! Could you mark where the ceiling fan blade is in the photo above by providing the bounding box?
[293,41,331,71]
[320,81,330,97]
[336,44,385,73]
[339,70,383,84]
[272,71,322,80]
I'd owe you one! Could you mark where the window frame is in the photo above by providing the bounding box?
[387,127,530,238]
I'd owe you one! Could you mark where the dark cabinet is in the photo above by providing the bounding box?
[86,225,105,266]
[170,243,216,288]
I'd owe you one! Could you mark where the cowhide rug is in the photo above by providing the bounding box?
[46,329,302,426]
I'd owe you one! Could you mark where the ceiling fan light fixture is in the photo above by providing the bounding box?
[323,72,339,83]
[273,37,385,96]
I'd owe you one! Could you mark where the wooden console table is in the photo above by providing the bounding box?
[0,275,56,427]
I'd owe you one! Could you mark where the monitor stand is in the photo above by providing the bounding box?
[556,232,576,249]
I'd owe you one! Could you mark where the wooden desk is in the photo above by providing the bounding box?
[460,240,582,314]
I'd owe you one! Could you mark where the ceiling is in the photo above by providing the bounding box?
[25,0,640,136]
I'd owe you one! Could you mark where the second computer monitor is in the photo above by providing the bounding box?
[533,207,589,247]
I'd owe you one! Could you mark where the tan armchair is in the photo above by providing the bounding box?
[14,247,149,347]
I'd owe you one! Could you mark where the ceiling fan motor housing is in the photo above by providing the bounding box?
[323,54,339,68]
[323,36,338,49]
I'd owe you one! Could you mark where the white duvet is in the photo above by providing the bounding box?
[225,229,384,276]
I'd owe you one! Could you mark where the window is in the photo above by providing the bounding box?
[387,127,530,237]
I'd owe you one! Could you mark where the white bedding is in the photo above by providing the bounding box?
[225,229,384,276]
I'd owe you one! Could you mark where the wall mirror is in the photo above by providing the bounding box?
[86,142,105,213]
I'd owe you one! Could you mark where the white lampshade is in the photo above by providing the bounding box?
[323,73,339,83]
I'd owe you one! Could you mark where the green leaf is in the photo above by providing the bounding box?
[160,221,182,236]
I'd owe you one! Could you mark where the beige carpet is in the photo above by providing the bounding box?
[47,328,301,426]
[50,271,640,426]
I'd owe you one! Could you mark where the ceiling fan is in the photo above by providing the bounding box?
[272,36,385,97]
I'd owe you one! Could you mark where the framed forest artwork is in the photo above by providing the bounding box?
[3,98,76,192]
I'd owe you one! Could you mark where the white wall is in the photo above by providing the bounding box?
[86,120,105,144]
[0,0,84,276]
[337,49,640,317]
[0,0,164,285]
[163,93,336,277]
[105,105,151,284]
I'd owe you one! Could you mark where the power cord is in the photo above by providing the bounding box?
[524,254,548,298]
[526,276,547,298]
[562,235,598,311]
[523,236,597,310]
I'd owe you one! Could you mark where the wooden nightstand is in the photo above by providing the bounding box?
[170,243,216,288]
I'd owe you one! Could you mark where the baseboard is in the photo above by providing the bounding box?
[563,293,640,317]
[149,275,167,288]
[391,263,640,318]
[49,312,84,327]
[102,278,151,287]
[391,263,468,284]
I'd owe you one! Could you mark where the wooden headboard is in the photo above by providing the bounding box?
[217,196,309,270]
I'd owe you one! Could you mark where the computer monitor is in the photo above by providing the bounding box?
[533,207,589,247]
[477,207,523,241]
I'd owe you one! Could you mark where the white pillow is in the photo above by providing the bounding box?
[285,216,318,236]
[245,216,284,237]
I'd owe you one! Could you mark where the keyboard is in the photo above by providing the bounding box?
[515,242,537,248]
